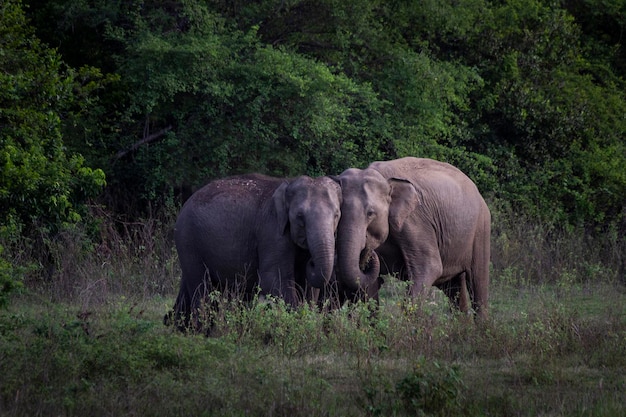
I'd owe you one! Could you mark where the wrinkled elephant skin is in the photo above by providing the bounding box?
[336,157,491,318]
[166,174,341,332]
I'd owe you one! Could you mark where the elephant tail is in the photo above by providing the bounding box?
[470,206,491,319]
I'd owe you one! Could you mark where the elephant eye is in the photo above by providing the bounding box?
[366,209,376,218]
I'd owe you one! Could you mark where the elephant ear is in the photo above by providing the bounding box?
[388,178,422,231]
[272,181,290,235]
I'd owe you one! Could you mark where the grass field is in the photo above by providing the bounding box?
[1,213,625,416]
[1,275,624,416]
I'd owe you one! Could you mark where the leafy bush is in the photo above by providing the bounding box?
[0,247,22,309]
[17,0,626,229]
[0,1,106,234]
[1,0,107,304]
[397,359,465,416]
[1,271,625,416]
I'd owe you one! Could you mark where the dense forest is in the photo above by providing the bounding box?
[1,0,625,297]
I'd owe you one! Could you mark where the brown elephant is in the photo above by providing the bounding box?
[335,157,491,318]
[165,173,342,331]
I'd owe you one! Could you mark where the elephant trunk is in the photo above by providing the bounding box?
[336,224,381,297]
[363,250,381,299]
[305,228,336,289]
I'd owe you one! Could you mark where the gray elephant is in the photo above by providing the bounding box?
[335,157,491,318]
[165,173,342,331]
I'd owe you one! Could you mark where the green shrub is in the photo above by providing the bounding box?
[396,358,465,416]
[0,247,22,309]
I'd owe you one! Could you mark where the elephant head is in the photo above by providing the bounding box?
[273,176,342,289]
[334,168,391,299]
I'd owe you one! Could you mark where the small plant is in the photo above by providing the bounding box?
[396,357,465,416]
[0,248,22,309]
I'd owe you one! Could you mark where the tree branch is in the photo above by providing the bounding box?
[114,125,173,160]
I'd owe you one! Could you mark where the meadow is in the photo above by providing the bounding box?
[1,211,624,416]
[3,2,626,415]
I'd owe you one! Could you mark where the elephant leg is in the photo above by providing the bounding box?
[402,245,443,299]
[187,272,216,332]
[467,266,489,319]
[437,272,471,314]
[316,279,343,311]
[472,282,488,319]
[168,272,214,333]
[255,236,300,306]
[258,266,298,307]
[390,224,443,299]
[165,285,190,330]
[294,261,320,305]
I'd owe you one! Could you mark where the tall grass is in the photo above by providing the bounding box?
[2,279,624,416]
[21,207,181,308]
[491,204,624,286]
[1,205,624,416]
[10,202,623,309]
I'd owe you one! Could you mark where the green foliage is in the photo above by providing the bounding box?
[396,359,465,416]
[33,1,389,210]
[0,176,623,416]
[1,278,625,416]
[0,0,106,233]
[464,0,626,225]
[561,0,626,74]
[0,0,106,305]
[0,246,22,309]
[20,0,626,228]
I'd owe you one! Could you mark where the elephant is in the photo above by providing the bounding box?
[165,173,342,331]
[334,157,491,318]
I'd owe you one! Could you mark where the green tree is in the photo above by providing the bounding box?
[561,0,626,75]
[389,0,626,225]
[215,0,495,178]
[474,0,626,225]
[0,0,106,299]
[22,0,626,228]
[27,0,390,213]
